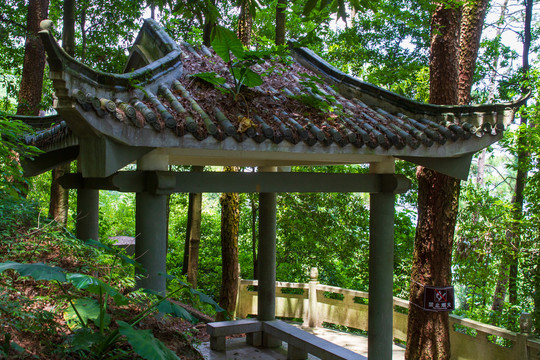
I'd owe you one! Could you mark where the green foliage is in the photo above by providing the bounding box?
[192,25,281,100]
[324,0,431,100]
[0,116,42,197]
[290,72,343,114]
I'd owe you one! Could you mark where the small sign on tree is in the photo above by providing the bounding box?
[423,286,454,312]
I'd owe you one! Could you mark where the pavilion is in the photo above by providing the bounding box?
[19,18,526,359]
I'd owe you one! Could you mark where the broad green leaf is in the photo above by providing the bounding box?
[211,26,244,62]
[64,297,110,330]
[190,288,225,313]
[67,273,129,305]
[117,321,180,360]
[0,262,66,282]
[191,72,227,86]
[232,67,263,88]
[157,300,195,322]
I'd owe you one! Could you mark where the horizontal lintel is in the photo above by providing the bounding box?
[58,171,411,194]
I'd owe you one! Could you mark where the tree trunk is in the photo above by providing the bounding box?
[48,0,75,226]
[458,0,489,105]
[80,7,87,61]
[48,163,70,225]
[202,0,216,47]
[275,0,287,45]
[16,0,49,116]
[182,166,204,280]
[216,166,240,321]
[62,0,75,56]
[507,0,532,305]
[187,191,203,289]
[249,193,258,279]
[406,3,461,359]
[237,0,253,46]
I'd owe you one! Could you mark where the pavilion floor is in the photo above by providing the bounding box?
[196,322,406,359]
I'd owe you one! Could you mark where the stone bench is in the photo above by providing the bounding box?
[263,320,367,360]
[206,319,262,351]
[206,319,367,360]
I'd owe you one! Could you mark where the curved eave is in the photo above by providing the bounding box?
[3,113,63,129]
[290,44,528,124]
[38,19,183,91]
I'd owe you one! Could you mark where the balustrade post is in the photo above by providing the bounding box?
[307,267,319,328]
[516,312,532,359]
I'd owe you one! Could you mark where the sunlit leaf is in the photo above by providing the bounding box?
[211,26,244,62]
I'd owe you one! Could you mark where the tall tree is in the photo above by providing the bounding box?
[275,0,287,45]
[407,0,491,358]
[16,0,49,116]
[506,0,532,306]
[48,0,75,225]
[237,0,254,46]
[182,166,204,288]
[216,166,240,321]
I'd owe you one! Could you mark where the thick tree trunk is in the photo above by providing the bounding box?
[275,0,287,45]
[16,0,49,116]
[48,163,70,225]
[407,169,461,360]
[48,0,75,225]
[237,0,253,46]
[62,0,75,56]
[406,3,461,360]
[216,166,240,321]
[458,0,489,104]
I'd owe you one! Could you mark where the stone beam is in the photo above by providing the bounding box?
[57,171,411,194]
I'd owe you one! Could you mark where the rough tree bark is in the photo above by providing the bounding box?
[407,0,493,358]
[275,0,287,45]
[237,0,253,46]
[16,0,49,116]
[406,2,461,359]
[216,166,240,321]
[48,0,75,226]
[458,0,489,105]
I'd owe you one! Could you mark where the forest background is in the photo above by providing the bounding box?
[1,0,539,346]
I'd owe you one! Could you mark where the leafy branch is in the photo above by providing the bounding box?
[191,26,283,101]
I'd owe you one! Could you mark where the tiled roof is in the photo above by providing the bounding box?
[32,18,526,174]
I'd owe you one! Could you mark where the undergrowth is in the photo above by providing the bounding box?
[0,196,216,359]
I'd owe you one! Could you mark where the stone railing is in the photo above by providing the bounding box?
[235,269,540,360]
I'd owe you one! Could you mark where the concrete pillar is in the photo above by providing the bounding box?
[368,159,395,360]
[76,188,99,241]
[257,166,281,347]
[135,151,169,295]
